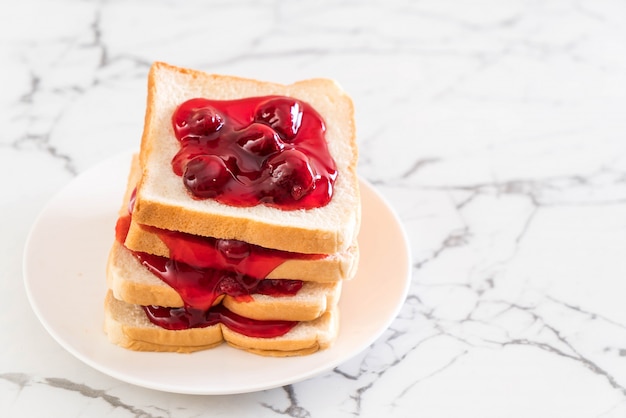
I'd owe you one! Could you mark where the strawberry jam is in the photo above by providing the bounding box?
[115,214,304,311]
[146,223,323,276]
[118,187,323,276]
[115,214,303,334]
[116,211,321,279]
[134,250,303,310]
[143,304,297,336]
[171,96,337,209]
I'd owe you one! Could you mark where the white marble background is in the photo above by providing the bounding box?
[2,0,626,416]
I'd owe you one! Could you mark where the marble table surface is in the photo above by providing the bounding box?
[2,0,626,416]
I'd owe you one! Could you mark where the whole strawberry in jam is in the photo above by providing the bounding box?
[183,155,232,198]
[217,273,246,297]
[236,123,284,157]
[264,149,316,203]
[173,99,224,139]
[171,138,212,176]
[217,239,251,262]
[171,96,336,209]
[254,98,303,141]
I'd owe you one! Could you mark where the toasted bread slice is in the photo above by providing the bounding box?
[107,241,342,321]
[104,291,339,356]
[133,62,360,254]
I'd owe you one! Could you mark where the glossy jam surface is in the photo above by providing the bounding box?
[144,304,297,336]
[119,188,322,276]
[147,223,323,276]
[115,215,303,311]
[171,96,337,209]
[114,185,310,335]
[134,250,303,310]
[114,215,131,245]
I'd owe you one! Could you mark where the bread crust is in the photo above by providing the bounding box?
[221,280,341,322]
[120,154,359,282]
[107,241,342,321]
[104,291,339,356]
[134,62,360,254]
[124,219,359,282]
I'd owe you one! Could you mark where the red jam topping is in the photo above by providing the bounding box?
[115,214,303,310]
[118,189,323,277]
[134,250,303,310]
[143,304,297,336]
[146,224,322,276]
[171,96,337,209]
[116,211,321,279]
[115,215,303,334]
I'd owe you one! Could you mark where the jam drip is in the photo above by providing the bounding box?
[144,304,297,337]
[115,213,303,322]
[120,188,323,276]
[171,96,337,209]
[147,223,322,276]
[134,250,303,310]
[113,187,311,336]
[116,210,317,284]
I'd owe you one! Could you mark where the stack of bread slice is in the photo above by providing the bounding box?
[104,62,360,356]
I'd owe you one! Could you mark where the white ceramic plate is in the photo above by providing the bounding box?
[23,150,411,395]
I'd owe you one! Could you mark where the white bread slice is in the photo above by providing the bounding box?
[133,62,360,254]
[120,154,359,282]
[124,220,359,282]
[107,241,342,322]
[104,291,339,356]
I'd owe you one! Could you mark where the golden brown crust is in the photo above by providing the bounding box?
[222,280,342,322]
[221,328,323,356]
[103,291,224,352]
[132,198,355,255]
[226,342,320,357]
[270,246,359,282]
